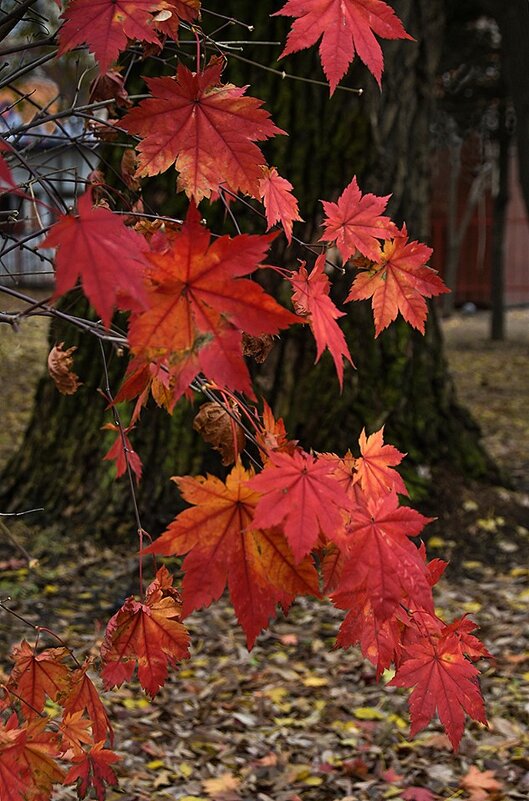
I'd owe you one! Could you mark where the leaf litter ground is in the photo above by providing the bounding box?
[0,304,528,800]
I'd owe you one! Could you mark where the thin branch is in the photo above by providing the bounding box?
[97,339,146,599]
[0,0,40,39]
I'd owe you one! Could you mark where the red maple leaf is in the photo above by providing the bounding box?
[335,591,404,675]
[320,177,398,262]
[102,423,143,483]
[128,202,298,397]
[100,567,190,696]
[0,721,29,801]
[58,0,162,74]
[259,166,303,244]
[64,741,119,801]
[289,255,353,388]
[442,616,492,661]
[61,661,114,745]
[346,225,449,336]
[40,189,148,327]
[321,545,344,594]
[12,717,64,801]
[122,57,284,201]
[247,449,351,562]
[275,0,412,93]
[143,464,319,647]
[389,632,487,750]
[353,426,407,498]
[7,642,70,717]
[331,492,433,620]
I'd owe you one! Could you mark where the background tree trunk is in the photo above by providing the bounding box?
[0,0,492,541]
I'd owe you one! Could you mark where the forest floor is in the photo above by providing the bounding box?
[0,304,528,801]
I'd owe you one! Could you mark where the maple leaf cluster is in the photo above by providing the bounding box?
[0,642,116,801]
[0,569,188,801]
[142,421,489,750]
[1,1,492,798]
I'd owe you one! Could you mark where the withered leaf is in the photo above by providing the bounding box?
[48,342,82,395]
[242,332,274,363]
[193,402,245,465]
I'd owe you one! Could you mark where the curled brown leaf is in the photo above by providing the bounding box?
[193,402,245,466]
[48,342,81,395]
[242,332,274,363]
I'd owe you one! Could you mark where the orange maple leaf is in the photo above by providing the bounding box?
[7,642,70,717]
[353,426,407,498]
[58,711,94,758]
[100,567,190,696]
[346,225,449,336]
[144,464,319,647]
[461,765,502,801]
[128,203,298,398]
[13,717,64,801]
[60,660,113,745]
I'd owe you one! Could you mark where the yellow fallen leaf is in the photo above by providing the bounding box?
[179,762,193,778]
[462,601,481,613]
[427,536,445,548]
[387,713,407,730]
[477,517,497,532]
[521,672,529,682]
[288,764,311,781]
[273,716,296,726]
[181,797,208,801]
[304,776,323,786]
[353,707,386,720]
[264,686,288,703]
[146,760,166,770]
[122,697,151,710]
[303,676,328,687]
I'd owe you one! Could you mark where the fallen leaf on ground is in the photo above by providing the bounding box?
[461,765,503,801]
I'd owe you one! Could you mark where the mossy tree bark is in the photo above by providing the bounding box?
[0,0,491,541]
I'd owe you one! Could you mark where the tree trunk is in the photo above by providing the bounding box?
[490,87,510,341]
[489,0,529,218]
[0,0,493,540]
